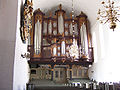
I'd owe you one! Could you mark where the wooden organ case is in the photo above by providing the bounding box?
[28,4,94,67]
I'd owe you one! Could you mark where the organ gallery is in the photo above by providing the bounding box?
[21,0,94,83]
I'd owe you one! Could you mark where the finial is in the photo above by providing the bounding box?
[81,11,85,15]
[31,0,33,6]
[49,11,52,17]
[59,4,62,10]
[54,38,56,43]
[25,0,27,4]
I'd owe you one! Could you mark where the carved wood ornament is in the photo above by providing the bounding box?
[27,4,94,66]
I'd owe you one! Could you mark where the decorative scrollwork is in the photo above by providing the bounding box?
[20,0,33,43]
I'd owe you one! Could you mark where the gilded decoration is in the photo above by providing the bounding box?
[35,14,42,24]
[20,0,33,43]
[23,2,94,84]
[26,4,93,65]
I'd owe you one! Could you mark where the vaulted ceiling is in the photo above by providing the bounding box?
[33,0,102,27]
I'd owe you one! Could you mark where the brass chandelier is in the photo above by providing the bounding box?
[97,0,120,31]
[67,0,79,60]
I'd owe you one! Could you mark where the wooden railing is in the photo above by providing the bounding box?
[26,82,120,90]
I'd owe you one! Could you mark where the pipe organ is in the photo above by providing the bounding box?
[19,0,95,82]
[28,4,93,66]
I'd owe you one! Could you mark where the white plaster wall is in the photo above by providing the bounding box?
[13,0,30,90]
[0,0,18,90]
[0,0,29,90]
[33,0,101,26]
[13,27,29,90]
[89,22,120,83]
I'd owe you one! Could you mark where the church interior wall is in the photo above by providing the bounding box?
[0,0,18,90]
[1,0,120,89]
[13,0,30,90]
[89,22,120,83]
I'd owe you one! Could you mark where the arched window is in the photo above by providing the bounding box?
[92,32,98,63]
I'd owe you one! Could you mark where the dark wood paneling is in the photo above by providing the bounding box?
[29,4,94,67]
